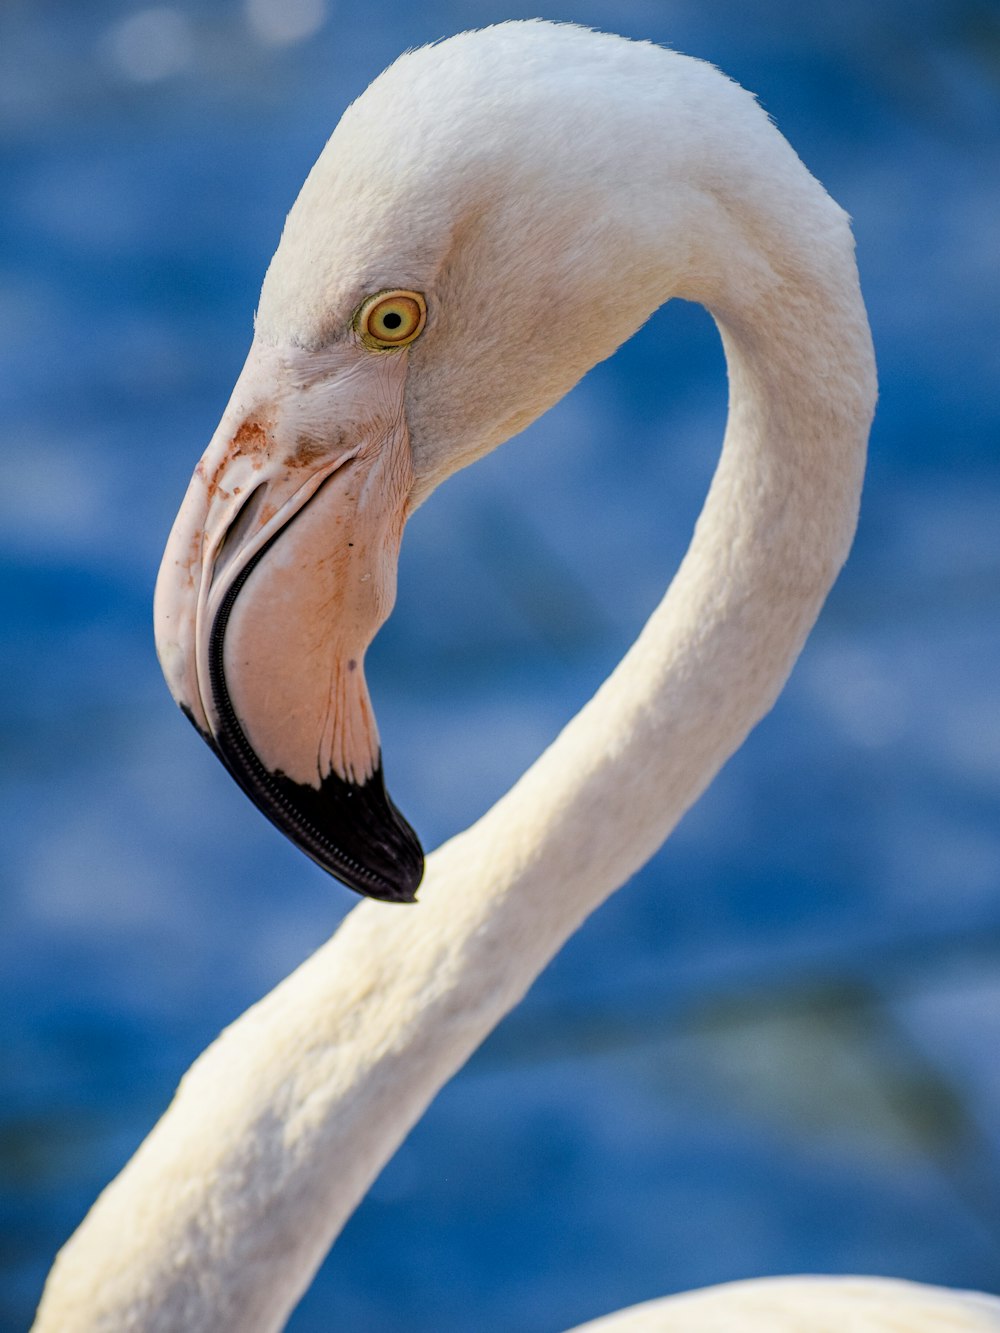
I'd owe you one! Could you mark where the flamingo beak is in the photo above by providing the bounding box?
[153,341,424,902]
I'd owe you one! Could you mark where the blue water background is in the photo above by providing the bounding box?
[2,2,999,1328]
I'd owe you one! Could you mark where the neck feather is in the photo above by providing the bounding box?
[34,133,875,1333]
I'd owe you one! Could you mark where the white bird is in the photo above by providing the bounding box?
[34,21,1000,1332]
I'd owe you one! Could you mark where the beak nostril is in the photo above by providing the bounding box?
[212,482,269,588]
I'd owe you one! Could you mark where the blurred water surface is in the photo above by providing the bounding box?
[2,2,999,1329]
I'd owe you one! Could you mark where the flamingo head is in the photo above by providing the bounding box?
[152,22,731,900]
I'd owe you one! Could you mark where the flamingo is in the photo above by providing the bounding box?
[34,22,1000,1332]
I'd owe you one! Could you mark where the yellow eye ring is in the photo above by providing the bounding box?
[355,289,427,350]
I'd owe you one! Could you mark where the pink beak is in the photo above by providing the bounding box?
[154,340,423,902]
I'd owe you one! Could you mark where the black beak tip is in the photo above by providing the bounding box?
[346,784,425,904]
[363,874,421,906]
[214,751,425,905]
[300,762,424,904]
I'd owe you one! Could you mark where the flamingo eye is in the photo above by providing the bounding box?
[355,290,427,350]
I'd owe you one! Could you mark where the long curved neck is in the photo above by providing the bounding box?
[34,190,875,1333]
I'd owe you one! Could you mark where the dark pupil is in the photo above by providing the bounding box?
[381,310,403,331]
